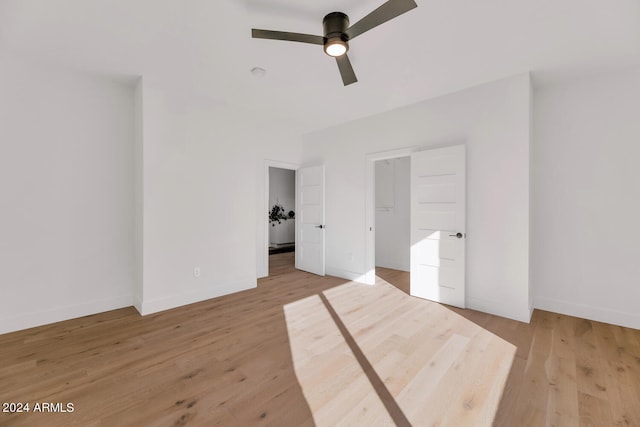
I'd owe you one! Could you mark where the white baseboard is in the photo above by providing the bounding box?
[0,294,134,335]
[139,281,256,316]
[133,296,143,315]
[467,296,532,324]
[326,267,370,284]
[535,296,640,330]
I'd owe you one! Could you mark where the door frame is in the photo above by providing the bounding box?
[262,159,299,278]
[364,147,417,285]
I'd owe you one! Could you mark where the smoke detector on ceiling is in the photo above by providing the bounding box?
[250,66,267,77]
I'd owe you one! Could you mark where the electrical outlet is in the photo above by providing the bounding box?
[193,267,201,278]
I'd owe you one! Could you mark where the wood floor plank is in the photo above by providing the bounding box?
[591,321,640,426]
[544,313,579,427]
[493,355,527,427]
[574,318,611,401]
[578,391,614,427]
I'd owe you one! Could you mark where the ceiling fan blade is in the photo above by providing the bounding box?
[344,0,417,40]
[252,29,324,45]
[336,54,358,86]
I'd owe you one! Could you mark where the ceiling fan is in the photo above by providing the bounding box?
[251,0,418,86]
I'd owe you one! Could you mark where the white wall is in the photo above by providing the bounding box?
[302,74,532,322]
[138,79,302,314]
[0,58,303,331]
[532,66,640,329]
[0,55,135,334]
[269,167,295,245]
[375,157,410,271]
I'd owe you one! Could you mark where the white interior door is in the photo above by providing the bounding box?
[410,145,466,308]
[296,165,325,276]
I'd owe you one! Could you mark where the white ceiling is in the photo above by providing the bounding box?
[1,0,639,133]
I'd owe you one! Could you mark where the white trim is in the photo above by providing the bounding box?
[535,297,640,330]
[133,297,143,315]
[140,281,256,316]
[0,294,134,335]
[467,296,532,323]
[365,147,418,285]
[326,267,369,284]
[262,160,299,279]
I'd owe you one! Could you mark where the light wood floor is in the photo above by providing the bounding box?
[376,266,640,427]
[0,253,638,426]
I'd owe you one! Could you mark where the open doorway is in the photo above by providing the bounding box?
[367,146,467,308]
[374,157,411,294]
[268,166,296,275]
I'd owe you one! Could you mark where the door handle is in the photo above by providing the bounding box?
[315,225,325,229]
[449,232,464,238]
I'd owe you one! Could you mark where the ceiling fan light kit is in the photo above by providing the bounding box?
[324,38,348,57]
[251,0,418,86]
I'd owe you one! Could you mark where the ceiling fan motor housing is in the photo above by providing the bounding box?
[323,12,350,55]
[323,12,350,40]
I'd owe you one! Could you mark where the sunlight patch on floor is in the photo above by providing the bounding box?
[283,293,394,426]
[284,278,516,426]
